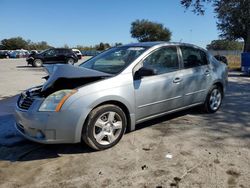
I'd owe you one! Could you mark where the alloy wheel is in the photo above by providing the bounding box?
[209,88,222,111]
[93,111,123,145]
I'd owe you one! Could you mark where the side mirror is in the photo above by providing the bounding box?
[134,67,157,79]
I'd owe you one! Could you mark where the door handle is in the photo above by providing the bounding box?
[173,77,182,83]
[204,70,210,75]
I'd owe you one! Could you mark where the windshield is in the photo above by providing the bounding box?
[39,49,48,54]
[80,46,148,74]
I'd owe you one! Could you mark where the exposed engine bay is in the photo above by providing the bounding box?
[28,64,112,98]
[42,64,112,96]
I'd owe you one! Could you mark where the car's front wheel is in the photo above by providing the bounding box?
[203,85,223,113]
[33,59,43,67]
[82,104,127,150]
[67,58,75,65]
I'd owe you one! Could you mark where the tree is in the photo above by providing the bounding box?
[114,42,123,46]
[181,0,250,52]
[27,41,52,50]
[96,43,105,51]
[96,42,111,51]
[63,44,69,49]
[0,42,5,50]
[0,37,52,50]
[36,41,52,50]
[130,19,172,42]
[104,43,111,49]
[206,40,244,50]
[1,37,28,50]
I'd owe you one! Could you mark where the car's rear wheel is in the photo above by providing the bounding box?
[82,104,127,150]
[33,59,43,67]
[203,85,223,113]
[67,58,75,65]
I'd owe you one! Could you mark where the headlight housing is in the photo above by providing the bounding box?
[39,89,77,112]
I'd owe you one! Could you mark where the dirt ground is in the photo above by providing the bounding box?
[0,58,250,188]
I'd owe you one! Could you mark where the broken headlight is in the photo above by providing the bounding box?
[39,89,77,112]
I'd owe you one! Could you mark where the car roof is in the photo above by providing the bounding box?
[56,48,71,50]
[47,48,71,50]
[123,41,206,51]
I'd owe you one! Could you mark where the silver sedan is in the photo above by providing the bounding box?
[15,42,228,150]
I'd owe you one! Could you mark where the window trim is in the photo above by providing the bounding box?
[133,45,181,77]
[178,45,210,69]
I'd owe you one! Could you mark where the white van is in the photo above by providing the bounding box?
[72,49,82,59]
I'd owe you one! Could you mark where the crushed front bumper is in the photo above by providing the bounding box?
[14,90,81,144]
[26,57,34,65]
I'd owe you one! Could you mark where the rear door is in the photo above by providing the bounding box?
[179,46,212,106]
[134,46,183,121]
[55,49,67,63]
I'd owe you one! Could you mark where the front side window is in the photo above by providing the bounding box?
[142,47,179,74]
[180,46,208,68]
[80,46,147,74]
[44,49,56,57]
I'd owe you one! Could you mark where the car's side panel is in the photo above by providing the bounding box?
[132,46,184,121]
[180,65,213,105]
[177,46,214,106]
[134,71,184,121]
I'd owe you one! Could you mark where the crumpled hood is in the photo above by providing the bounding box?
[41,64,112,94]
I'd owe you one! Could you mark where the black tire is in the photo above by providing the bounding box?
[33,59,43,67]
[82,104,127,150]
[67,58,75,65]
[203,85,223,113]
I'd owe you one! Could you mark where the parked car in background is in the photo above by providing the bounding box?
[9,51,18,58]
[30,50,38,55]
[17,51,29,58]
[9,50,29,58]
[72,49,82,59]
[15,42,228,150]
[26,48,78,67]
[0,51,10,58]
[81,50,102,57]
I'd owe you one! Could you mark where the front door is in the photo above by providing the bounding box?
[134,46,183,121]
[43,49,57,63]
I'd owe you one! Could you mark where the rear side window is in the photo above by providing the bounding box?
[180,46,208,68]
[66,49,72,54]
[53,49,61,54]
[57,49,71,54]
[142,46,179,74]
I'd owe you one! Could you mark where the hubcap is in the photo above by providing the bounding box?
[93,111,123,145]
[209,89,222,111]
[68,59,74,64]
[35,60,42,66]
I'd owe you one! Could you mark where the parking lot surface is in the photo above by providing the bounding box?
[0,58,250,188]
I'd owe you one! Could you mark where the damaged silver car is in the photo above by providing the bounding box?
[15,42,228,150]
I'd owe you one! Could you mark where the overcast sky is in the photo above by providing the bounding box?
[0,0,219,48]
